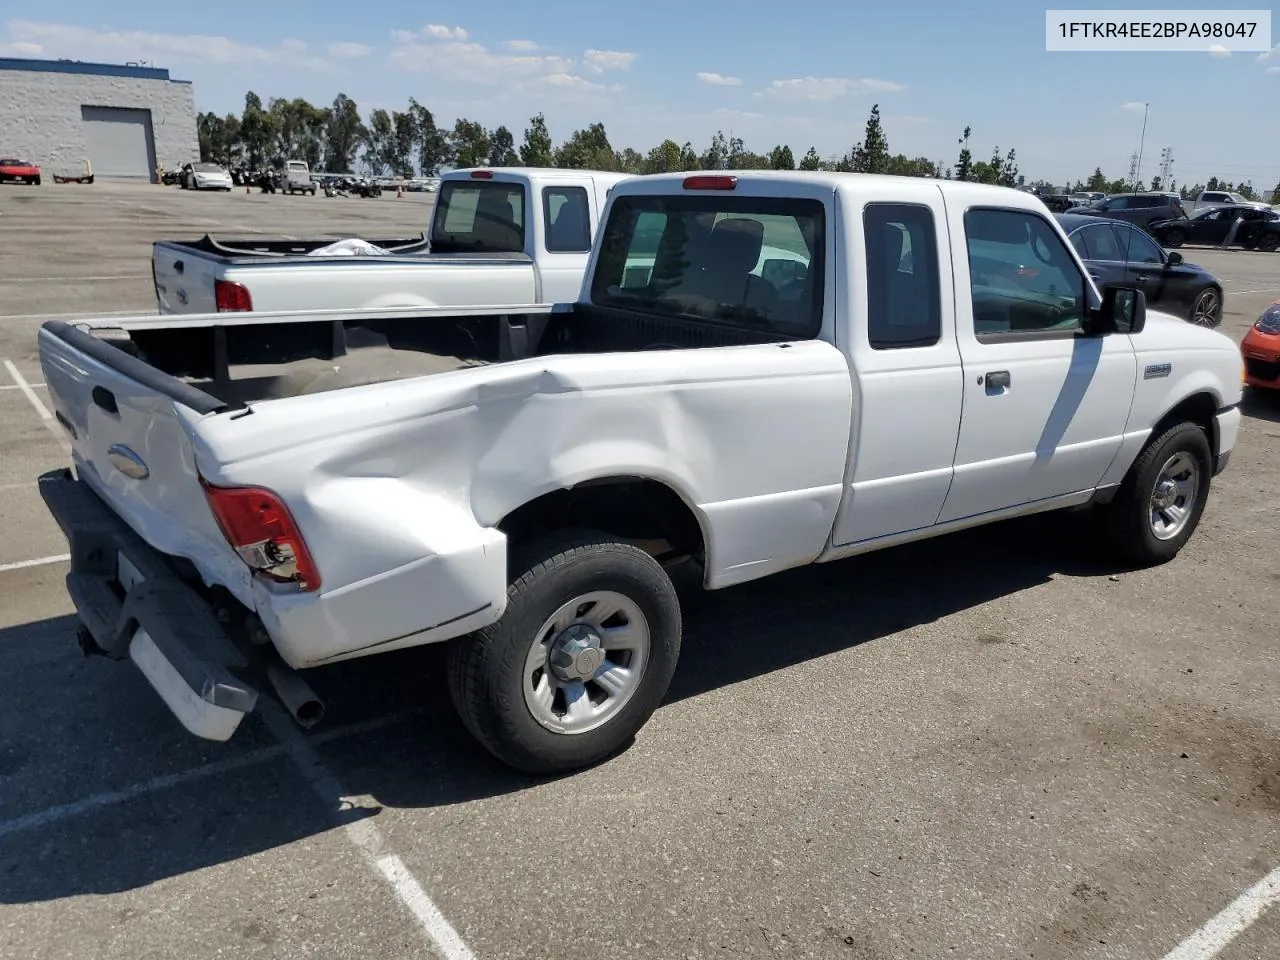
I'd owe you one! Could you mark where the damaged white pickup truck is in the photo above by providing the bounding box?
[39,171,1243,774]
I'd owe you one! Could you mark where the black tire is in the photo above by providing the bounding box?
[1163,228,1185,248]
[1259,234,1279,253]
[32,175,40,186]
[447,530,682,774]
[1100,421,1213,566]
[1189,286,1222,328]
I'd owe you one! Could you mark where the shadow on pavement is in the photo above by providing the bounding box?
[0,511,1116,903]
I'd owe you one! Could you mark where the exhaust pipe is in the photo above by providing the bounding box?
[267,664,325,729]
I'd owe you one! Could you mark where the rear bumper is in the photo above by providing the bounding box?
[38,468,259,741]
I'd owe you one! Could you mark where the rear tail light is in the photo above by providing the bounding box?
[214,279,253,312]
[683,175,738,190]
[201,480,321,591]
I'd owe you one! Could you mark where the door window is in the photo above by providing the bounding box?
[1075,224,1125,261]
[965,208,1087,339]
[863,203,941,349]
[1113,225,1164,264]
[543,186,591,253]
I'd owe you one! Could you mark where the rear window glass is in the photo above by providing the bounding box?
[590,195,824,337]
[431,181,526,254]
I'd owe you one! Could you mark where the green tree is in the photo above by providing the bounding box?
[362,109,392,174]
[406,98,451,175]
[769,145,795,170]
[388,111,416,176]
[1086,167,1107,192]
[1271,182,1280,204]
[487,125,519,166]
[799,147,822,171]
[324,94,366,172]
[643,139,687,173]
[955,126,973,182]
[850,104,890,173]
[554,123,616,169]
[700,131,729,170]
[238,92,278,168]
[519,113,554,166]
[998,147,1018,187]
[616,147,645,173]
[450,119,491,168]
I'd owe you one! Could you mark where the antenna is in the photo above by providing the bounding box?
[1134,102,1149,189]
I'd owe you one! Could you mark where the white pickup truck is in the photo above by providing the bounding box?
[39,171,1243,775]
[151,167,631,314]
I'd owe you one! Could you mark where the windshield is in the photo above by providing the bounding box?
[590,194,824,337]
[430,180,526,254]
[193,163,223,173]
[0,158,30,166]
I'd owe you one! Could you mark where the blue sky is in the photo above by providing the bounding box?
[3,2,1279,190]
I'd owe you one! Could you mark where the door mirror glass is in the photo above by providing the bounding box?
[1092,284,1146,335]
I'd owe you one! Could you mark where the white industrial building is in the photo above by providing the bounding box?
[0,57,198,181]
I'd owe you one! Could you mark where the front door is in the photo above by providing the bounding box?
[938,205,1138,524]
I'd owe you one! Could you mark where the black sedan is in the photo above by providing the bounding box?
[1146,204,1280,251]
[1055,213,1223,327]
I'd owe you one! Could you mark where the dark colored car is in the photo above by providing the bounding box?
[0,157,41,185]
[1055,213,1223,327]
[1065,192,1187,229]
[1147,204,1280,251]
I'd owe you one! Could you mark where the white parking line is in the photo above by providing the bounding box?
[1228,288,1280,297]
[2,359,51,420]
[0,382,46,391]
[259,703,478,960]
[1161,864,1280,959]
[0,709,419,840]
[0,309,148,321]
[0,555,70,573]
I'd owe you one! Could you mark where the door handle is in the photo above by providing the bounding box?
[984,370,1011,390]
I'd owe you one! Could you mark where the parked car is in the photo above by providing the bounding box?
[1057,213,1223,326]
[180,162,233,191]
[151,167,633,314]
[1147,205,1280,251]
[37,171,1243,774]
[1066,192,1187,228]
[1069,191,1107,206]
[1241,300,1280,390]
[0,156,41,185]
[1188,190,1270,215]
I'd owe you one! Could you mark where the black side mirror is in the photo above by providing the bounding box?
[1090,284,1146,335]
[1166,250,1183,266]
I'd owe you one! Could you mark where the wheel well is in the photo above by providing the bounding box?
[497,478,706,563]
[1154,391,1218,454]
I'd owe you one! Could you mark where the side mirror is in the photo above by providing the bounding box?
[1090,284,1146,335]
[1166,250,1183,266]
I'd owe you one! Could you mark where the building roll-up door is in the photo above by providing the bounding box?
[80,106,157,179]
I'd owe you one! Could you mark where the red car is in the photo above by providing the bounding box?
[1241,299,1280,390]
[0,157,41,185]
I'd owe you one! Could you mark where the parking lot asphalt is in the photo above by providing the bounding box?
[1,180,1279,960]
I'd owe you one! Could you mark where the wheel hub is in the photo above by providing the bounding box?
[548,624,605,682]
[1152,478,1177,510]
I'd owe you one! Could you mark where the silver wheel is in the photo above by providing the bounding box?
[1191,289,1221,327]
[522,590,651,735]
[1149,451,1200,540]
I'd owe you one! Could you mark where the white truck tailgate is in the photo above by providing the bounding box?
[153,245,220,314]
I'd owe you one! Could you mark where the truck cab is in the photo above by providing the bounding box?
[432,167,632,303]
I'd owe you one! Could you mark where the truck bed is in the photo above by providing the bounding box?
[161,233,434,259]
[51,303,789,410]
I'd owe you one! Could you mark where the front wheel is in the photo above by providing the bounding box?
[1099,422,1212,566]
[1259,234,1279,253]
[447,531,682,774]
[1163,228,1185,248]
[1189,287,1222,327]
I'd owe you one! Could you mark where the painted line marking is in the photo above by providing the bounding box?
[0,709,418,840]
[260,703,477,960]
[0,382,46,391]
[2,359,51,420]
[1227,287,1280,296]
[1161,864,1280,960]
[0,554,70,573]
[0,276,150,284]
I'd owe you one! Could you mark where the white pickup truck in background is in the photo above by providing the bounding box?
[40,170,1242,775]
[151,167,631,314]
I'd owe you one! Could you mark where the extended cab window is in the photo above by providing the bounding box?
[431,180,525,253]
[543,186,591,253]
[965,208,1086,339]
[864,203,941,349]
[592,195,824,337]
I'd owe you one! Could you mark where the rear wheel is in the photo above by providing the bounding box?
[1189,287,1222,327]
[1099,422,1212,566]
[1163,228,1185,248]
[447,531,682,774]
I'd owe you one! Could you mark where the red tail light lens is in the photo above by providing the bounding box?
[214,279,253,312]
[470,169,493,179]
[201,480,321,591]
[683,175,738,190]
